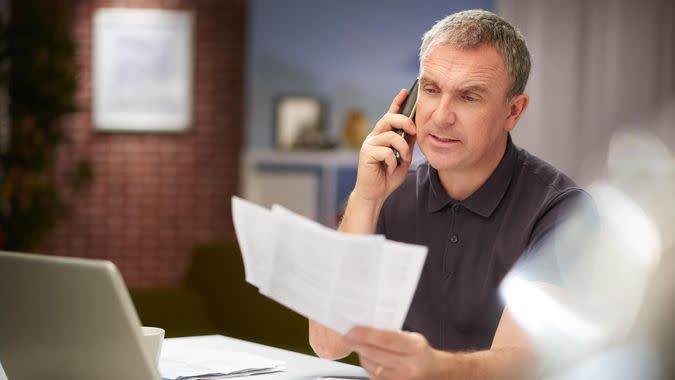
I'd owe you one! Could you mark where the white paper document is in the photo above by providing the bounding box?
[231,196,428,334]
[159,335,285,380]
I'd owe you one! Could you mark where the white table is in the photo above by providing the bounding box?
[0,336,367,380]
[162,335,368,379]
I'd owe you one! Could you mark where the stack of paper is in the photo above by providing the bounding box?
[159,335,285,379]
[231,196,427,334]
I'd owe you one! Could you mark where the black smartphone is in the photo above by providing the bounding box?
[392,78,419,165]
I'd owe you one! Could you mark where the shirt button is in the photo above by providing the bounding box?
[450,234,459,243]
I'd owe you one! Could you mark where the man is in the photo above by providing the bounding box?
[309,9,589,380]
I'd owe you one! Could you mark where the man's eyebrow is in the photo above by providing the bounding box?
[419,76,438,86]
[456,84,490,94]
[460,84,489,92]
[420,77,490,94]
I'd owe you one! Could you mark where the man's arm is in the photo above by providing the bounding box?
[309,88,418,360]
[434,307,537,380]
[345,306,537,380]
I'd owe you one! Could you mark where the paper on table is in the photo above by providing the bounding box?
[159,335,285,380]
[231,196,428,334]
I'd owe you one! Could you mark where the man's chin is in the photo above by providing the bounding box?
[425,156,464,173]
[419,145,462,168]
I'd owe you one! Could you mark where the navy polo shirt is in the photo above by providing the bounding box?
[376,135,589,351]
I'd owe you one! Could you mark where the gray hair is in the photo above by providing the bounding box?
[419,9,531,98]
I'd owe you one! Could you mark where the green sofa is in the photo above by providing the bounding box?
[130,241,359,364]
[130,241,312,354]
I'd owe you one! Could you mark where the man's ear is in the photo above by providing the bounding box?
[504,93,529,132]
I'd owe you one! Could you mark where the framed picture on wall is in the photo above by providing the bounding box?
[274,95,326,150]
[93,9,194,132]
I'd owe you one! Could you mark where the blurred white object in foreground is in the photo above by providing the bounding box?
[501,130,675,379]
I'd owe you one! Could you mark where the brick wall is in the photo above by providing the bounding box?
[43,0,246,287]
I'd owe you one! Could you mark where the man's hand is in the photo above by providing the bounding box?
[353,89,417,204]
[345,327,439,380]
[309,90,418,360]
[342,309,538,380]
[309,320,352,360]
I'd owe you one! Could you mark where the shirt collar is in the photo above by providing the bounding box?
[427,134,516,217]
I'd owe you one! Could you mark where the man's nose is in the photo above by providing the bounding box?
[431,96,457,126]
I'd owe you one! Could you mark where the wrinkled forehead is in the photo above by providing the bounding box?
[419,43,509,91]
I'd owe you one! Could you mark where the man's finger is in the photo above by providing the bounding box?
[388,88,409,113]
[366,131,411,162]
[365,146,398,174]
[359,356,405,380]
[351,340,404,369]
[347,327,418,354]
[358,356,378,373]
[371,113,417,136]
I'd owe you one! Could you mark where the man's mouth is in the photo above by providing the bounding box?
[430,134,460,144]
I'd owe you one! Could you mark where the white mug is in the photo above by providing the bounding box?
[140,326,165,367]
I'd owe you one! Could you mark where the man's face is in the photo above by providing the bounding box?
[416,43,514,175]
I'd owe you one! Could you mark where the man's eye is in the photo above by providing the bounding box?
[463,95,478,102]
[423,87,439,94]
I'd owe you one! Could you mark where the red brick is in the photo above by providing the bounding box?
[43,0,244,287]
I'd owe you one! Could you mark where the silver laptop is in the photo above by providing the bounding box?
[0,251,160,380]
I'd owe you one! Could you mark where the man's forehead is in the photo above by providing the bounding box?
[420,44,507,86]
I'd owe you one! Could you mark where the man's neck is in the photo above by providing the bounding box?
[438,137,508,201]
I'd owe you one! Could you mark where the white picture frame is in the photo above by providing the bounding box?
[274,95,323,150]
[93,9,194,132]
